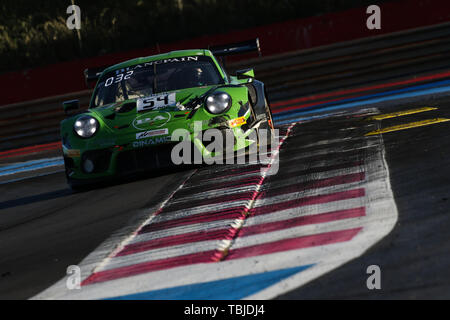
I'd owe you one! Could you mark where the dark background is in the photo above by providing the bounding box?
[0,0,394,73]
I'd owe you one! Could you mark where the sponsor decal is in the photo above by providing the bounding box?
[132,136,171,148]
[132,111,171,130]
[137,93,176,112]
[228,116,246,128]
[103,56,204,88]
[114,56,199,74]
[104,71,134,87]
[65,149,80,158]
[136,128,169,140]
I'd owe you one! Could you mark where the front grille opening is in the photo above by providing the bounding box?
[81,149,112,173]
[116,143,177,175]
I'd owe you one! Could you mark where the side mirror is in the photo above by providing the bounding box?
[236,68,255,80]
[63,100,80,115]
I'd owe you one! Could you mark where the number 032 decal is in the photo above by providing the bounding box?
[137,93,176,112]
[104,71,134,87]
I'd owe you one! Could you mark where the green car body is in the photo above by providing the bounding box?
[60,49,274,189]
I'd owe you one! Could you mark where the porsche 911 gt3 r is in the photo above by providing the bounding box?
[60,39,274,189]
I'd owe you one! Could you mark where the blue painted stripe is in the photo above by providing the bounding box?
[0,157,64,177]
[106,264,314,300]
[275,113,339,126]
[275,79,450,119]
[0,159,48,172]
[273,82,450,125]
[0,169,65,185]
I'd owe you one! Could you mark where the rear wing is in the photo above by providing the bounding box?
[83,66,107,88]
[83,38,261,87]
[209,38,261,57]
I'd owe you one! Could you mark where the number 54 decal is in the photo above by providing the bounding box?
[137,93,176,112]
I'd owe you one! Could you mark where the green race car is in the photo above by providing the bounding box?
[60,40,274,189]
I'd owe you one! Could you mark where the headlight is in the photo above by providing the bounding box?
[74,116,99,138]
[205,92,232,114]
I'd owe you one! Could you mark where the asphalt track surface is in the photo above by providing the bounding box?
[0,168,194,299]
[279,96,450,299]
[1,93,450,299]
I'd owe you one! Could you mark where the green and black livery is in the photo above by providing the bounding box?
[60,39,274,189]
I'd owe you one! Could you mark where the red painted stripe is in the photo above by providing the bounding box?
[189,164,263,183]
[117,228,236,257]
[271,70,450,108]
[184,161,362,197]
[168,172,364,212]
[142,175,364,234]
[272,94,361,114]
[191,168,262,185]
[179,161,361,197]
[256,172,365,200]
[81,250,217,286]
[82,227,361,285]
[240,207,365,237]
[140,187,364,237]
[118,206,364,257]
[264,161,363,182]
[139,208,245,234]
[226,227,362,260]
[163,191,255,212]
[175,175,263,198]
[0,142,61,159]
[251,188,365,217]
[141,174,364,234]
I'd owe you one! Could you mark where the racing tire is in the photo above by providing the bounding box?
[66,175,94,192]
[254,93,275,147]
[64,163,97,192]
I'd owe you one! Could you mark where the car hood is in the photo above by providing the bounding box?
[88,85,219,133]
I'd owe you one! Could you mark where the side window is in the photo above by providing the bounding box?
[93,83,105,107]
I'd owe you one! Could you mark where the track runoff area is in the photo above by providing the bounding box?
[2,71,450,301]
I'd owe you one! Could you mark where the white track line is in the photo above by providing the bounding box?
[33,117,398,300]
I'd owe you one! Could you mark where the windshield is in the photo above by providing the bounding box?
[92,55,224,107]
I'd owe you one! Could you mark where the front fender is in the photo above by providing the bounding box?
[247,80,267,120]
